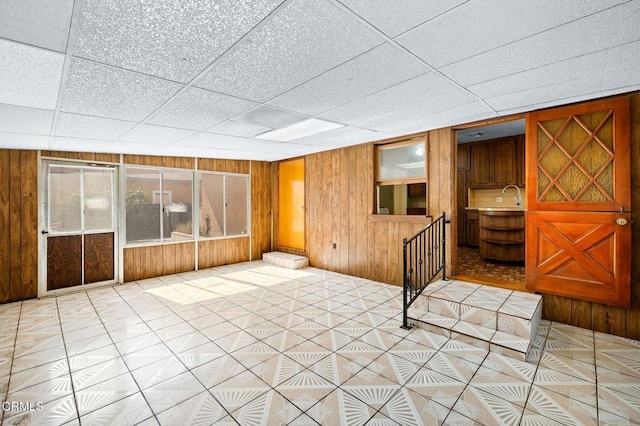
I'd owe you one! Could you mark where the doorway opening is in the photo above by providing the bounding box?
[454,119,526,290]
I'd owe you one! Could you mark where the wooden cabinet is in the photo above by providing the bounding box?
[469,138,517,187]
[407,183,426,197]
[479,210,525,261]
[466,209,479,247]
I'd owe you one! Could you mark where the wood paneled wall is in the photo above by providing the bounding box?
[0,151,272,302]
[0,150,38,303]
[303,142,438,286]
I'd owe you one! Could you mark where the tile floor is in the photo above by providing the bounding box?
[1,261,639,425]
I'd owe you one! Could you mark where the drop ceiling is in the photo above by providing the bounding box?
[1,0,638,162]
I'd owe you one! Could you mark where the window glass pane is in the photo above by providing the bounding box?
[49,166,81,233]
[126,168,161,244]
[84,169,114,231]
[163,170,193,241]
[226,175,249,236]
[199,173,224,238]
[379,141,425,180]
[377,183,426,215]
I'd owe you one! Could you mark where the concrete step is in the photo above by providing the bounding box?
[407,279,542,361]
[262,251,309,270]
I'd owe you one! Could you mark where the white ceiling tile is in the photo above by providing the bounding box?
[0,132,50,150]
[122,124,196,145]
[73,0,283,83]
[217,138,288,152]
[0,39,64,110]
[50,136,114,153]
[195,0,383,101]
[232,105,308,128]
[146,87,257,131]
[54,112,136,140]
[338,0,467,37]
[393,101,497,134]
[0,0,74,53]
[268,43,428,115]
[359,89,480,132]
[177,133,242,148]
[397,0,629,68]
[0,104,54,135]
[60,59,183,121]
[207,121,272,138]
[440,1,640,86]
[319,72,458,125]
[108,141,165,156]
[478,41,640,112]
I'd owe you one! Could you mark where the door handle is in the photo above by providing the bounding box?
[41,230,49,235]
[616,218,628,226]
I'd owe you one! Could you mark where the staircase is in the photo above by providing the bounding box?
[262,251,309,270]
[407,279,542,361]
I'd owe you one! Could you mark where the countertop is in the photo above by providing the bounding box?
[466,207,525,212]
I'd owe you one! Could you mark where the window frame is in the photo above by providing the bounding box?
[197,170,251,240]
[375,136,429,216]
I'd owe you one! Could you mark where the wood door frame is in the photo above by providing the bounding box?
[451,115,526,288]
[273,157,306,255]
[38,158,120,297]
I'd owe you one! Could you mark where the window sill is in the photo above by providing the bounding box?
[368,214,433,224]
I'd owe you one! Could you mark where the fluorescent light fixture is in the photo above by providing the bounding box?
[256,118,344,142]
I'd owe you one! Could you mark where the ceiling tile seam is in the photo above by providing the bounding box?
[465,39,640,90]
[0,36,65,55]
[493,83,640,115]
[334,0,471,39]
[48,0,86,150]
[325,0,499,118]
[110,0,295,146]
[433,0,637,70]
[320,83,461,127]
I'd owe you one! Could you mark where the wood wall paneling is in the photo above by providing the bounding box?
[0,150,10,302]
[0,150,38,302]
[84,232,115,284]
[47,235,82,290]
[250,161,272,260]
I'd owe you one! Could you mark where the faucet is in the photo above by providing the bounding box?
[502,185,522,208]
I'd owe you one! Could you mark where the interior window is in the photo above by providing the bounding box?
[199,172,250,238]
[376,138,427,215]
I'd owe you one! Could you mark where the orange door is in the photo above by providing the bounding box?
[525,96,631,306]
[278,158,305,250]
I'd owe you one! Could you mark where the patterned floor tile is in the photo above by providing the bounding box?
[423,352,480,383]
[405,367,467,409]
[131,355,188,390]
[155,391,228,425]
[176,341,226,369]
[79,392,153,425]
[533,366,597,407]
[452,386,524,425]
[121,343,174,371]
[71,358,130,391]
[76,372,140,416]
[481,352,537,383]
[468,366,532,407]
[379,387,449,426]
[8,358,69,392]
[312,388,377,426]
[142,371,206,415]
[2,394,78,426]
[525,385,598,425]
[191,354,251,389]
[3,262,640,425]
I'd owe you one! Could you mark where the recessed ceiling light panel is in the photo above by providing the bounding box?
[256,118,344,142]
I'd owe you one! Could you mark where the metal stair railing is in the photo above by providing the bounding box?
[402,212,450,329]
